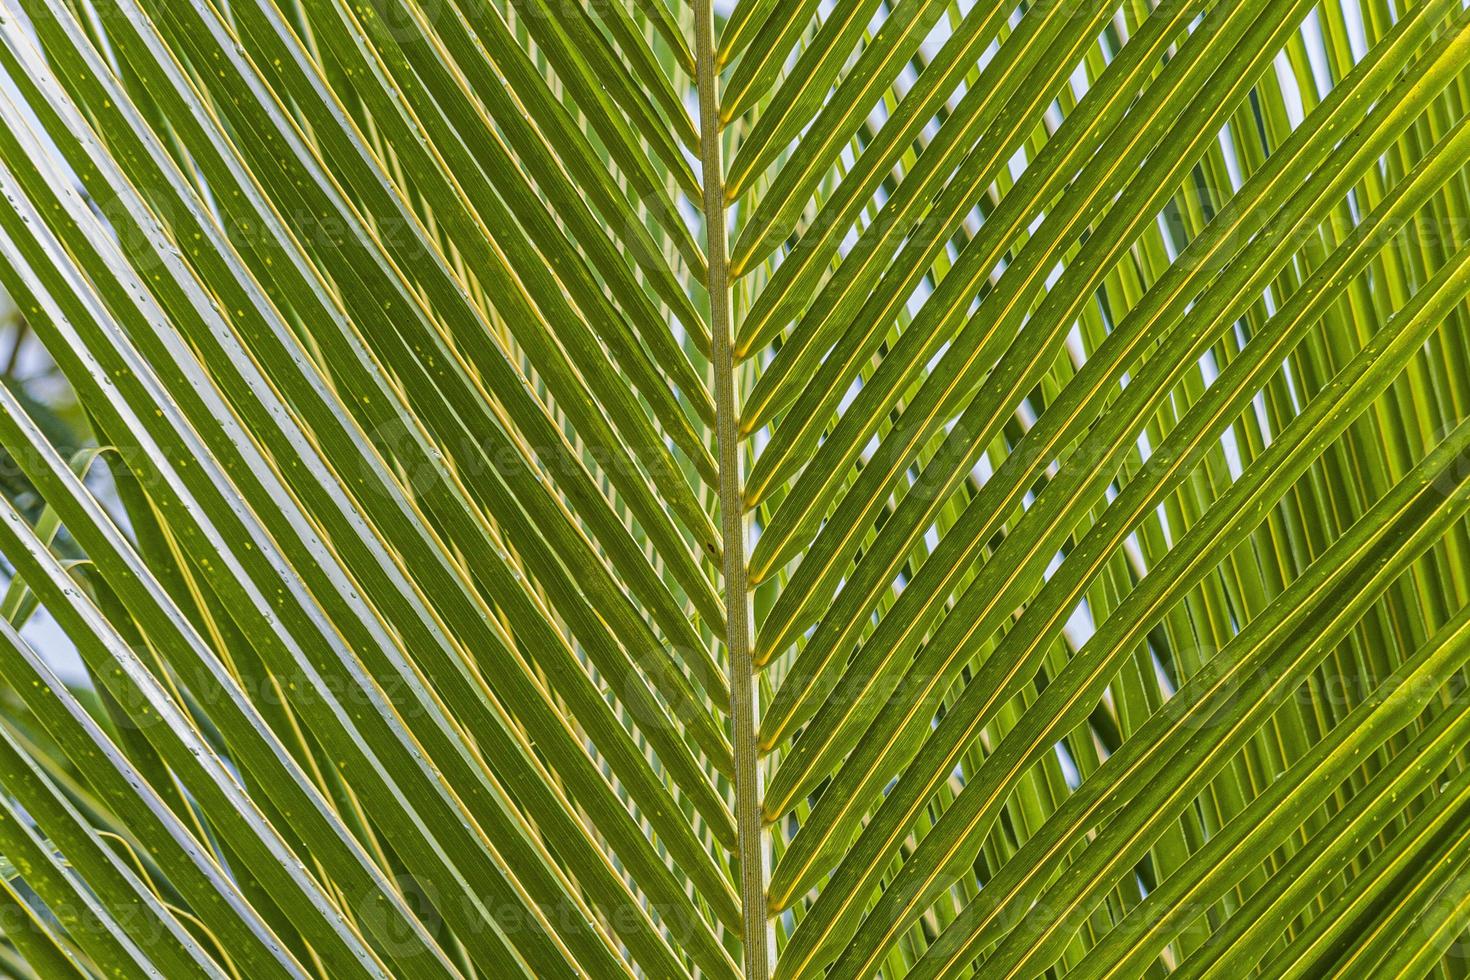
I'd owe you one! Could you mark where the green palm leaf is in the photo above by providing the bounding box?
[0,0,1468,976]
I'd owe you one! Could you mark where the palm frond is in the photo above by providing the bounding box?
[0,0,1467,977]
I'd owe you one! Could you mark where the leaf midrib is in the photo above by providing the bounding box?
[692,5,770,979]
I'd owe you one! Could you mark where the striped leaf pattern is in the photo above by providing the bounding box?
[0,0,1467,977]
